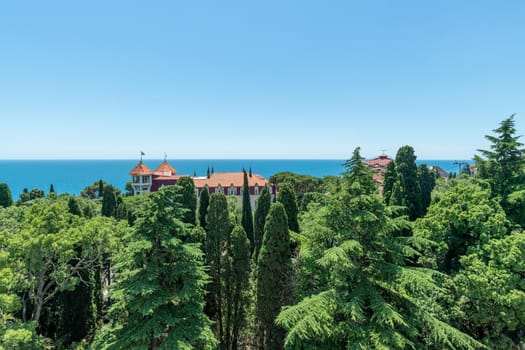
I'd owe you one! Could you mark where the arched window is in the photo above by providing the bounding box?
[228,184,236,195]
[254,184,259,195]
[216,185,223,194]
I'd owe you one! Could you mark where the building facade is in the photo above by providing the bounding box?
[129,160,275,208]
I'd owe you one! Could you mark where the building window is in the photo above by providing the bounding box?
[216,185,223,194]
[228,185,236,195]
[133,176,140,183]
[195,188,200,197]
[254,184,259,195]
[142,176,150,183]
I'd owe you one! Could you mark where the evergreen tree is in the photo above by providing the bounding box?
[49,184,55,194]
[68,196,82,216]
[0,183,13,208]
[342,147,377,196]
[204,193,230,343]
[223,226,251,350]
[382,160,397,203]
[98,179,104,198]
[277,183,300,233]
[241,171,254,251]
[393,145,423,220]
[198,187,210,229]
[100,186,216,349]
[256,203,292,350]
[101,185,117,217]
[176,176,197,225]
[476,115,525,204]
[254,185,271,260]
[417,164,436,215]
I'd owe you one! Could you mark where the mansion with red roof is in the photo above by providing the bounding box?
[129,160,275,208]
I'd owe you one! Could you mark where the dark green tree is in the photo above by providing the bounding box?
[241,171,254,251]
[256,203,292,350]
[417,164,436,214]
[393,145,423,220]
[342,147,377,196]
[99,186,216,349]
[0,183,13,207]
[254,185,271,260]
[101,185,117,217]
[176,176,197,225]
[475,115,525,212]
[204,193,230,343]
[29,189,45,201]
[277,183,300,233]
[49,184,55,194]
[98,180,104,198]
[198,186,210,229]
[67,196,82,216]
[383,160,397,203]
[223,226,251,350]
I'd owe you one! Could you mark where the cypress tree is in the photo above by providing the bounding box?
[241,171,254,251]
[0,183,13,207]
[417,164,436,214]
[198,186,210,229]
[49,184,55,193]
[277,183,300,233]
[68,196,82,216]
[101,185,117,217]
[98,179,104,198]
[223,225,251,350]
[254,185,271,260]
[101,186,216,349]
[205,193,230,342]
[176,176,197,225]
[382,160,397,203]
[394,145,423,220]
[256,203,292,350]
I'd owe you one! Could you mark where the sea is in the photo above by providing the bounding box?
[0,159,468,200]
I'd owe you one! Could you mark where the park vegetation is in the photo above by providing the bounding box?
[0,116,524,349]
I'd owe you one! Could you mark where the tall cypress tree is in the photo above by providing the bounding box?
[241,171,254,251]
[101,186,216,349]
[101,185,117,217]
[0,183,13,208]
[254,185,271,260]
[417,164,436,215]
[68,196,82,216]
[98,179,104,198]
[176,176,197,225]
[394,145,423,220]
[205,193,230,343]
[198,186,210,229]
[49,184,55,194]
[277,183,300,233]
[223,225,251,350]
[256,203,292,350]
[382,160,397,203]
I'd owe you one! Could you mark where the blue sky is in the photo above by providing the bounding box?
[0,1,523,160]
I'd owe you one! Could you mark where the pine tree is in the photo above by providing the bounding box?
[241,171,254,251]
[205,193,230,343]
[101,185,117,217]
[101,186,216,349]
[342,147,377,196]
[256,203,292,350]
[277,183,300,233]
[223,226,251,350]
[394,145,423,220]
[0,183,13,207]
[176,176,197,225]
[198,187,210,229]
[254,185,271,260]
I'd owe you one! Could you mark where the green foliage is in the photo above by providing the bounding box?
[383,160,397,204]
[198,186,210,229]
[176,177,197,225]
[418,164,436,215]
[342,147,377,196]
[394,145,423,220]
[269,172,323,208]
[256,203,292,350]
[277,183,300,233]
[97,186,216,349]
[204,193,230,341]
[254,185,271,260]
[277,190,483,350]
[476,115,525,200]
[49,184,55,194]
[241,171,254,251]
[101,185,118,217]
[0,183,13,208]
[507,189,525,227]
[81,180,114,200]
[414,179,508,273]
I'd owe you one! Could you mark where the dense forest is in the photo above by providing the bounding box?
[1,116,525,349]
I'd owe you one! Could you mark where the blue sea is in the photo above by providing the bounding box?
[0,159,468,199]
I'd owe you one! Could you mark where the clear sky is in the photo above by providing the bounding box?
[0,1,524,160]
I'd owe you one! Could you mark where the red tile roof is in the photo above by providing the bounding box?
[364,153,393,168]
[129,161,154,175]
[193,172,268,189]
[154,161,177,176]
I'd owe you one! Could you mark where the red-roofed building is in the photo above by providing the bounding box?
[129,160,275,208]
[364,153,393,194]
